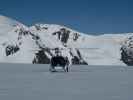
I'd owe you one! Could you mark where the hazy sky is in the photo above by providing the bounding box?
[0,0,132,34]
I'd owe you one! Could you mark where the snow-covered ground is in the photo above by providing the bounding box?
[0,64,129,100]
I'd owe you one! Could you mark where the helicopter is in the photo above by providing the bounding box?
[32,47,71,72]
[32,46,98,72]
[49,48,70,72]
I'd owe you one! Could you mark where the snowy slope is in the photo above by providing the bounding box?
[29,24,129,65]
[0,15,38,63]
[0,15,131,65]
[74,34,127,65]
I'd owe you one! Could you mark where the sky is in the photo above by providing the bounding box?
[0,0,132,34]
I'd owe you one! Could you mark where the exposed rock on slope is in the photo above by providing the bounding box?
[120,36,133,65]
[0,15,131,65]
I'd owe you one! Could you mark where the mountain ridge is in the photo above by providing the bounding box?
[0,15,132,65]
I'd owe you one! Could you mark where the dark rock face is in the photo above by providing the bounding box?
[60,28,70,44]
[70,49,88,65]
[52,28,70,44]
[52,32,61,40]
[34,24,48,31]
[5,45,20,56]
[72,56,80,64]
[15,27,29,38]
[120,47,133,65]
[34,24,41,31]
[32,50,50,64]
[72,56,87,65]
[15,26,34,43]
[73,33,80,41]
[120,36,133,66]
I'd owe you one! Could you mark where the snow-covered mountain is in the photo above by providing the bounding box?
[0,15,132,65]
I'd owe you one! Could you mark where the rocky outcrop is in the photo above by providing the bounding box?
[5,45,20,56]
[52,28,70,44]
[120,36,133,65]
[32,50,50,64]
